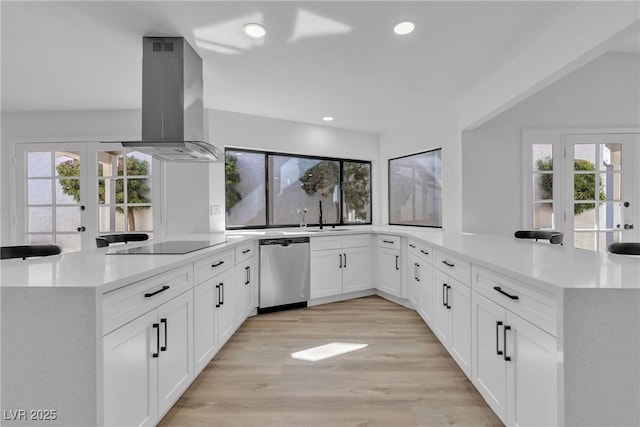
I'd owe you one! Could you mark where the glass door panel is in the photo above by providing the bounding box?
[17,144,89,252]
[565,134,638,252]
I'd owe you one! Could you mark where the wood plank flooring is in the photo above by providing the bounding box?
[159,295,503,427]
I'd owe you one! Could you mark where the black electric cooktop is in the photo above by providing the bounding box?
[106,239,227,255]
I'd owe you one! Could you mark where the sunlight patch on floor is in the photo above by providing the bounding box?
[291,342,368,362]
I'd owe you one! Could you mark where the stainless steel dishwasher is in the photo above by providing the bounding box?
[259,237,310,314]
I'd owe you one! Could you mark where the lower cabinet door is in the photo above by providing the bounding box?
[377,248,401,297]
[407,254,421,309]
[310,249,343,298]
[432,270,450,344]
[471,292,508,423]
[157,291,194,417]
[217,269,236,347]
[342,246,371,293]
[235,260,251,327]
[104,310,158,427]
[449,277,471,376]
[194,278,219,375]
[418,263,434,325]
[506,312,557,427]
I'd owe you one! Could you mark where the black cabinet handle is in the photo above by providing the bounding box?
[211,260,224,268]
[409,244,416,249]
[395,255,399,270]
[220,283,225,305]
[344,253,347,268]
[242,249,251,254]
[245,266,250,285]
[76,226,86,232]
[442,260,455,268]
[420,249,429,255]
[152,323,160,358]
[383,239,394,244]
[215,284,221,308]
[160,318,167,352]
[415,263,420,282]
[248,266,251,284]
[504,325,512,361]
[339,254,343,268]
[496,321,503,355]
[442,283,447,307]
[493,286,519,300]
[145,285,170,298]
[446,285,451,309]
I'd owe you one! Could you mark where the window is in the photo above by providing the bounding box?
[98,149,153,236]
[225,149,371,229]
[388,149,442,227]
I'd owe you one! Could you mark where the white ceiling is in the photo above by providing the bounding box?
[1,1,632,133]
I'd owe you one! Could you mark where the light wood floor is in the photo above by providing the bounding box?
[159,295,503,427]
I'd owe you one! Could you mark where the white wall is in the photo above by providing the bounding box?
[378,108,460,231]
[462,53,640,235]
[205,109,379,230]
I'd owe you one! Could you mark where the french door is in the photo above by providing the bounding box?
[15,142,155,253]
[565,133,639,252]
[15,143,92,252]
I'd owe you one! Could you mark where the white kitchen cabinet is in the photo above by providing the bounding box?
[407,239,434,325]
[103,290,193,427]
[472,291,557,426]
[235,255,256,327]
[310,234,371,299]
[432,251,472,377]
[417,262,435,326]
[376,235,402,297]
[193,249,236,375]
[408,253,421,309]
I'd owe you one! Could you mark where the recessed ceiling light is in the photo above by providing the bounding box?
[322,116,334,122]
[243,23,266,39]
[394,21,415,35]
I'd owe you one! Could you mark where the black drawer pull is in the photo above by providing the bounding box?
[493,286,519,300]
[220,283,225,305]
[409,244,416,248]
[344,253,347,268]
[152,323,160,358]
[446,285,451,309]
[420,249,429,255]
[144,285,170,298]
[496,321,503,356]
[442,283,447,307]
[442,260,455,268]
[211,260,225,268]
[395,255,399,270]
[383,240,395,244]
[215,284,221,308]
[160,318,167,352]
[242,249,251,254]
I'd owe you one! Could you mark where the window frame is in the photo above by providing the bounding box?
[388,148,443,228]
[225,147,373,230]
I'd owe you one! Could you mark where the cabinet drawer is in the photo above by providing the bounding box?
[408,239,432,263]
[434,250,471,286]
[235,242,256,264]
[378,234,400,249]
[311,235,342,251]
[341,234,371,249]
[103,264,192,335]
[194,249,234,284]
[472,265,557,336]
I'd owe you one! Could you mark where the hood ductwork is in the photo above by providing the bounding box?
[121,37,223,162]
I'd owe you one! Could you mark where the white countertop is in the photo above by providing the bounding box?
[1,228,638,291]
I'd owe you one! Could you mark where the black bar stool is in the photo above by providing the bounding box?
[96,233,149,248]
[608,242,640,255]
[1,245,62,260]
[514,230,564,245]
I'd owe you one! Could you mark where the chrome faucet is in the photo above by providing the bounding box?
[319,200,324,229]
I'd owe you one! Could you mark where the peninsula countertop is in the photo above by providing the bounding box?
[1,228,639,292]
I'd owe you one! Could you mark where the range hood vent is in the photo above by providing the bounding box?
[119,37,223,163]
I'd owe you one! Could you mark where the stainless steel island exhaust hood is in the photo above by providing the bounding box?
[120,37,223,162]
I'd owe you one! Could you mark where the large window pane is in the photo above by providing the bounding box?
[533,202,553,229]
[343,162,371,224]
[269,155,339,226]
[532,144,553,171]
[226,150,267,227]
[389,149,442,227]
